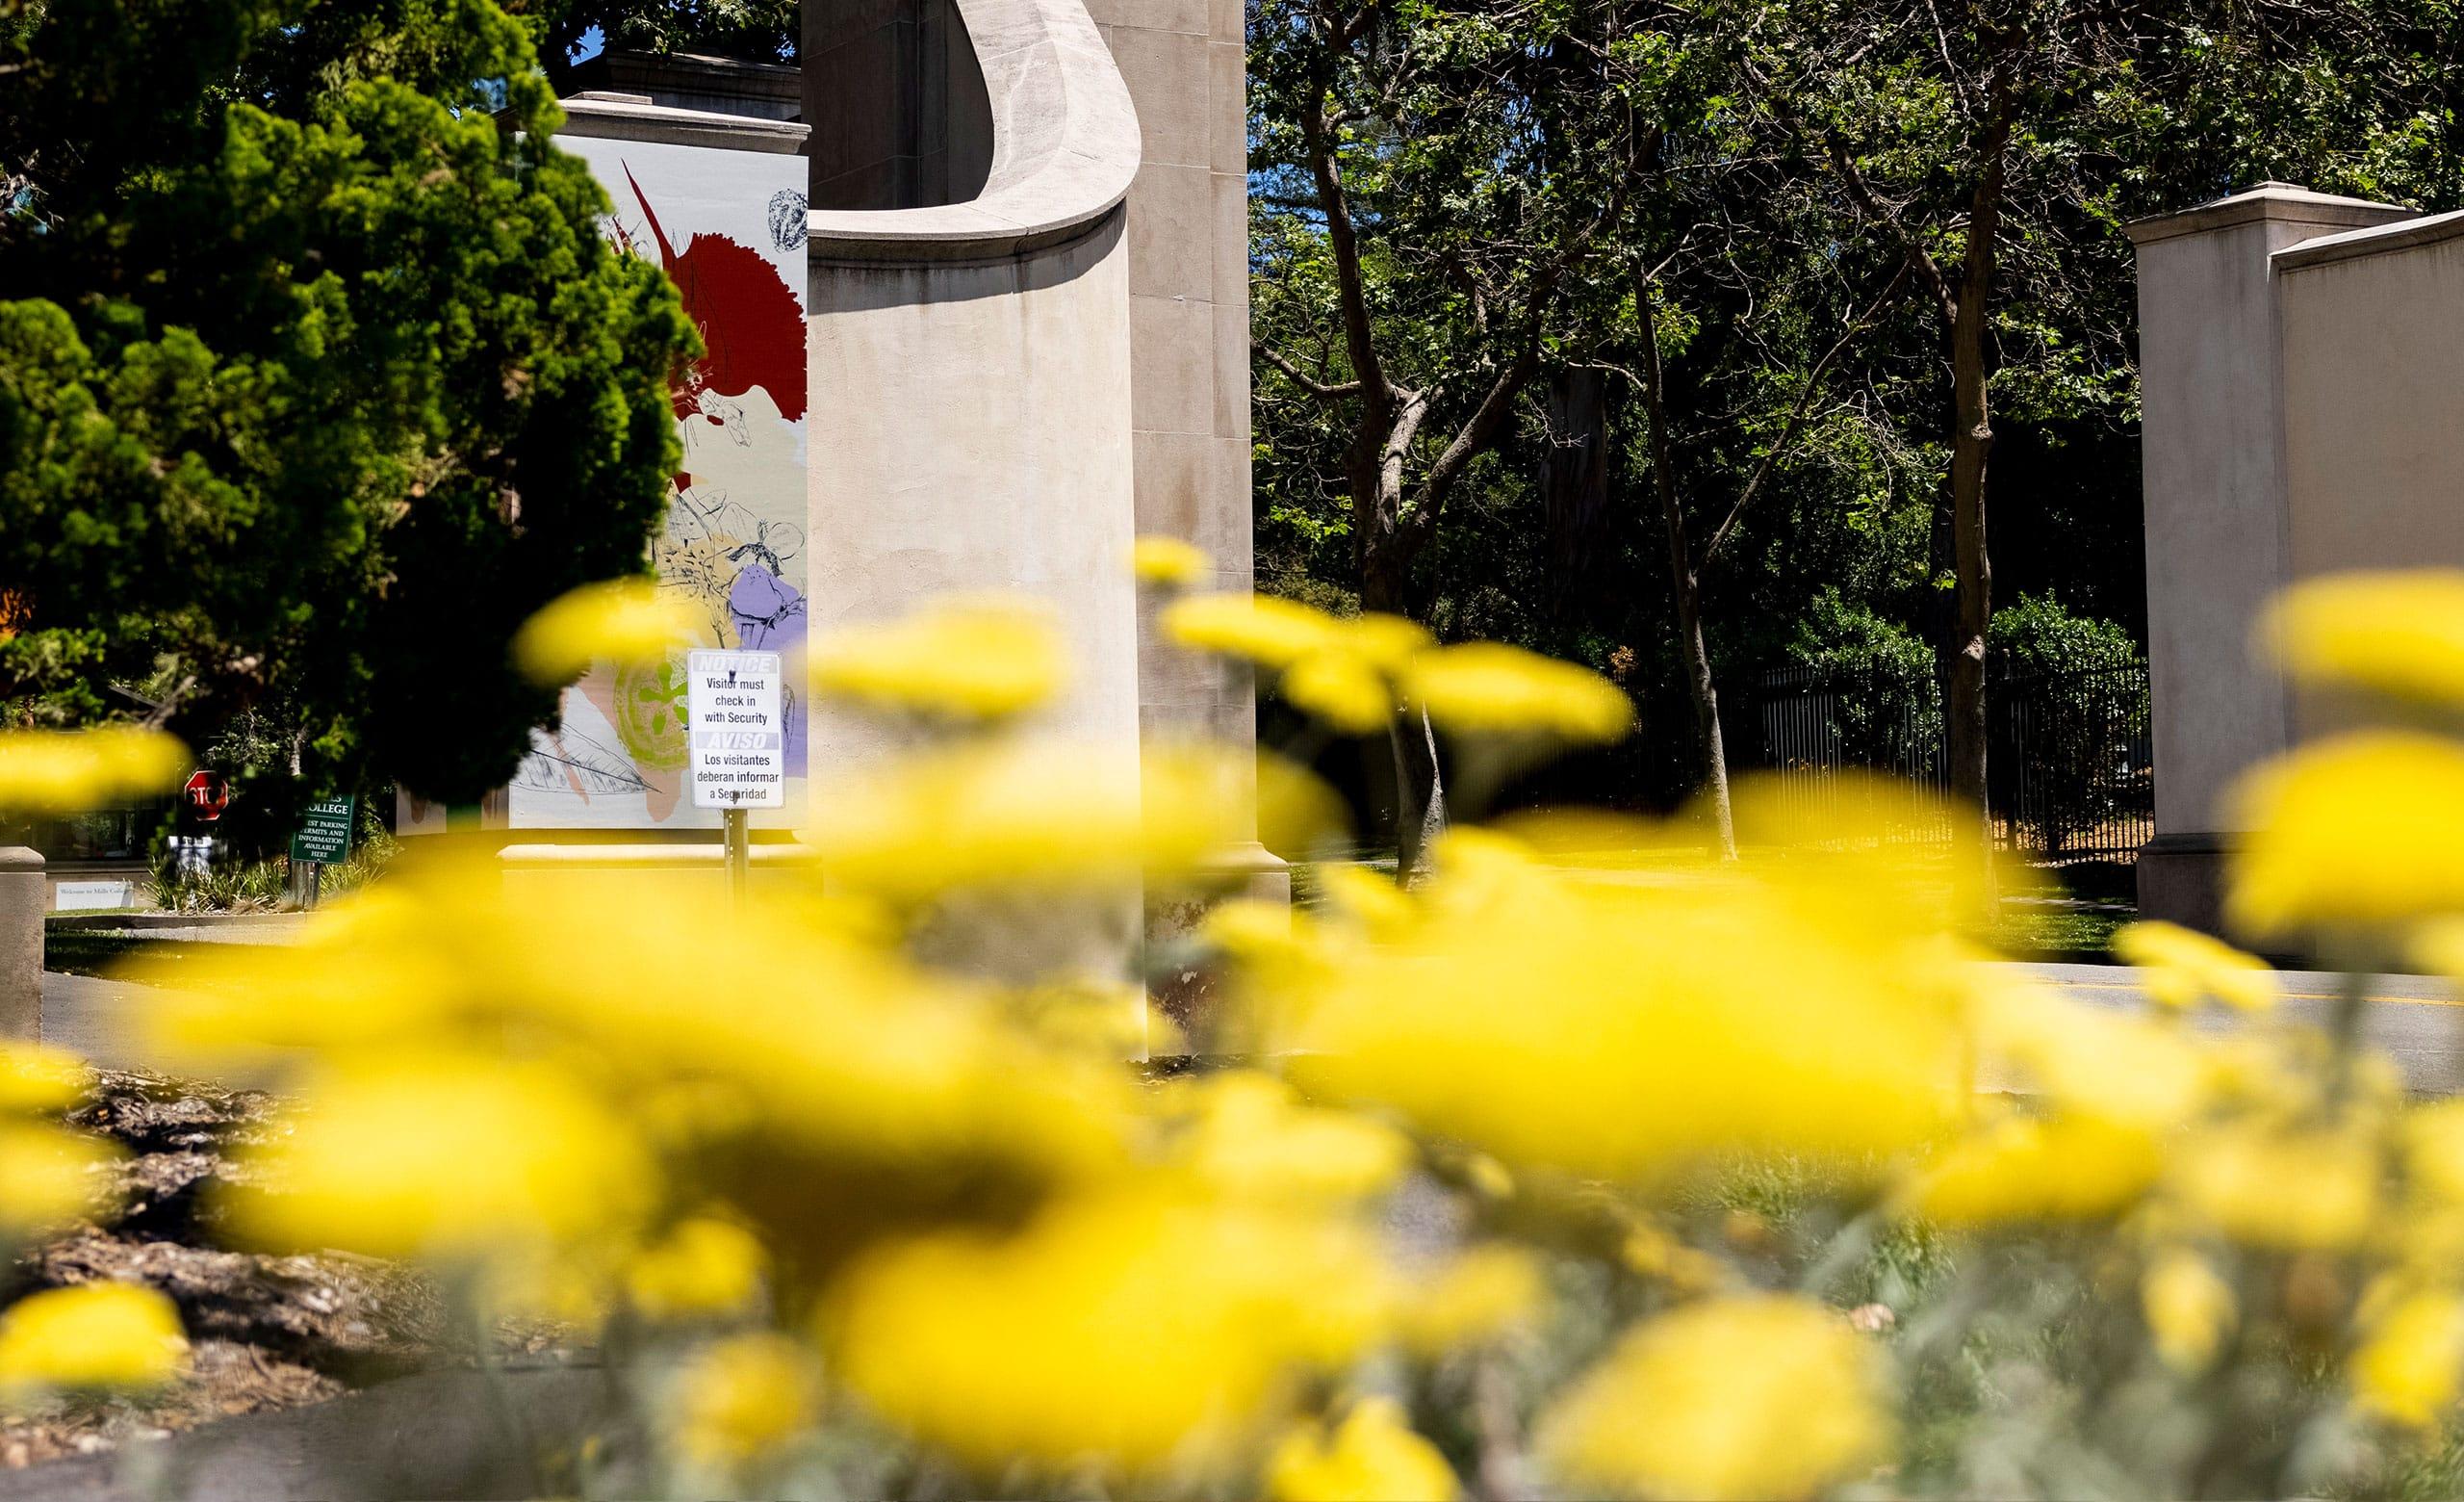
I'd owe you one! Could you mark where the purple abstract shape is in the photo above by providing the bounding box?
[730,565,809,775]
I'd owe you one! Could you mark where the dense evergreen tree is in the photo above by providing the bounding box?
[0,0,696,813]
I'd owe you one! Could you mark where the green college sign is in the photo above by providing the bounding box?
[289,797,356,865]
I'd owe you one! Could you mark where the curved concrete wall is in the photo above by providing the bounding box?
[804,0,1143,774]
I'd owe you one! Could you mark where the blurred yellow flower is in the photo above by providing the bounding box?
[1404,644,1632,744]
[2229,733,2464,939]
[1266,1397,1460,1502]
[1342,613,1434,673]
[0,1122,117,1236]
[0,1043,89,1115]
[1971,978,2215,1131]
[2169,1123,2380,1251]
[2112,921,2275,1013]
[1395,1246,1545,1355]
[0,728,187,816]
[1174,1074,1411,1205]
[1132,535,1213,589]
[1904,1112,2162,1226]
[810,598,1068,721]
[1540,1295,1888,1500]
[2266,570,2464,707]
[2143,1248,2236,1374]
[673,1333,820,1463]
[625,1217,768,1320]
[511,578,692,686]
[2352,1288,2464,1429]
[826,1186,1387,1473]
[1283,649,1395,735]
[1165,593,1342,670]
[232,1053,654,1261]
[0,1283,186,1392]
[1283,835,1962,1179]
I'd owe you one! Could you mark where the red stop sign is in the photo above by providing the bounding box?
[184,770,229,822]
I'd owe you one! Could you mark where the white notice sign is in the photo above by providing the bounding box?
[686,649,786,810]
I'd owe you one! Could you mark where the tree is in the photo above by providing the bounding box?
[514,0,798,94]
[0,0,695,812]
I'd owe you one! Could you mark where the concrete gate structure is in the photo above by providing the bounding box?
[417,4,1280,1024]
[2130,183,2464,935]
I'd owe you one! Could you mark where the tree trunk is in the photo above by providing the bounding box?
[1390,707,1448,887]
[1945,82,2015,919]
[1673,576,1736,858]
[1637,267,1737,858]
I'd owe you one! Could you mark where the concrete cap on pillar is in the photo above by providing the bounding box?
[2125,181,2412,246]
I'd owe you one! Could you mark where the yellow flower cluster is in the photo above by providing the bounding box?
[810,597,1069,722]
[14,567,2464,1491]
[0,1283,187,1395]
[510,577,695,686]
[0,727,186,816]
[1164,590,1630,745]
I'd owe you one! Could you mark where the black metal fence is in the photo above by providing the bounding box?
[1726,660,2153,860]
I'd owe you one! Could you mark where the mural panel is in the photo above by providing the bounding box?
[510,137,808,829]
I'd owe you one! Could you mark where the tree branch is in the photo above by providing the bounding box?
[1826,139,1958,327]
[1701,257,1915,567]
[1253,340,1366,400]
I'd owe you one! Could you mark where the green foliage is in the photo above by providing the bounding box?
[0,0,696,803]
[1989,592,2143,680]
[511,0,798,89]
[1249,0,2464,810]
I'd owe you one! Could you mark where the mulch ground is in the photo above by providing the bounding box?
[0,1071,552,1468]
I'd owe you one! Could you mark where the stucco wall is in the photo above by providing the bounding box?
[805,220,1142,769]
[1089,0,1259,754]
[2126,185,2410,837]
[2278,218,2464,743]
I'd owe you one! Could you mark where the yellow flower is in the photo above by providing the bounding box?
[0,1283,186,1392]
[1283,650,1395,735]
[1174,1073,1411,1205]
[1165,593,1343,670]
[1540,1295,1889,1500]
[805,740,1245,901]
[510,578,693,686]
[0,1122,117,1237]
[1284,834,1963,1180]
[1903,1112,2163,1226]
[2143,1249,2236,1374]
[625,1217,768,1320]
[1267,1397,1460,1502]
[1403,644,1632,744]
[2169,1122,2381,1251]
[0,728,187,816]
[673,1333,819,1463]
[2266,570,2464,707]
[1132,535,1213,589]
[2352,1288,2464,1429]
[2405,1100,2464,1204]
[1395,1246,1545,1355]
[2112,921,2275,1012]
[810,597,1068,721]
[232,1053,654,1261]
[1970,978,2215,1131]
[1342,613,1434,673]
[0,1043,90,1115]
[826,1185,1387,1473]
[2229,733,2464,939]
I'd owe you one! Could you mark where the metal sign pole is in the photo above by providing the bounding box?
[724,804,749,907]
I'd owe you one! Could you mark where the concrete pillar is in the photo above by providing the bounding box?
[2124,183,2408,934]
[0,846,43,1039]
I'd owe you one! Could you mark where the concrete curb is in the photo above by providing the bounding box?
[0,1360,608,1502]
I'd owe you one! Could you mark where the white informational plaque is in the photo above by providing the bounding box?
[686,649,786,810]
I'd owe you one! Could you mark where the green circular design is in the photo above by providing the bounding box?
[614,657,690,772]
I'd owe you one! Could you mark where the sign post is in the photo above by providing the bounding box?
[288,796,356,911]
[685,649,784,904]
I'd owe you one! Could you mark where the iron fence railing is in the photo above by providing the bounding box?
[1726,660,2153,860]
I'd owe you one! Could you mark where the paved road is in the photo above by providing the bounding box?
[2019,961,2464,1095]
